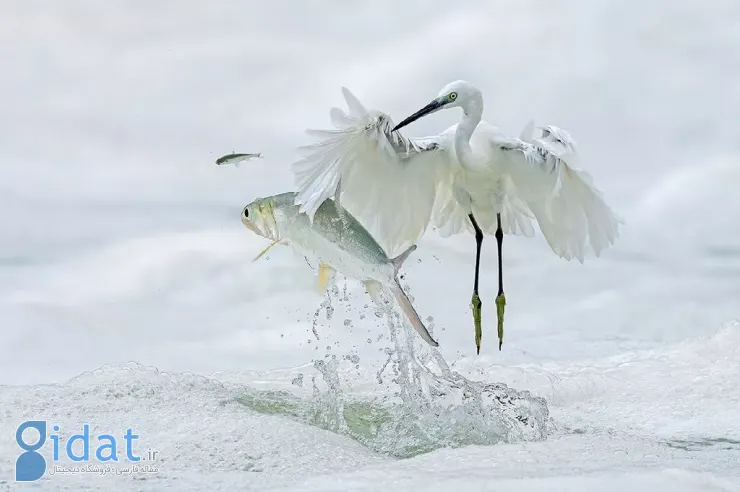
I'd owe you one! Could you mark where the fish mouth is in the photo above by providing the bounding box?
[392,99,444,132]
[242,220,265,238]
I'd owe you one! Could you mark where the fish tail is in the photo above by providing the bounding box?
[390,244,417,274]
[389,279,439,347]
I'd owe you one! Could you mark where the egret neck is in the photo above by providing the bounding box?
[453,94,484,169]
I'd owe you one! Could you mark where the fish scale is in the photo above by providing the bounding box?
[241,192,439,347]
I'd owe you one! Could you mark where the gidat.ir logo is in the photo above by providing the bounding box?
[15,421,47,482]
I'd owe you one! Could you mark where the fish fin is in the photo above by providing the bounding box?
[363,280,384,305]
[334,176,342,207]
[317,264,336,293]
[389,279,439,347]
[333,177,349,226]
[390,244,418,273]
[252,239,281,262]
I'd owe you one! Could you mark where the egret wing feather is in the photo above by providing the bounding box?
[292,87,454,257]
[482,123,622,262]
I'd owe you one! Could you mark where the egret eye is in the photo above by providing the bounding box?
[449,92,458,101]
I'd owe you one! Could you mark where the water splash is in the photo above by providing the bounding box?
[238,280,549,458]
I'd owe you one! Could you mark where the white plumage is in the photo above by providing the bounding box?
[292,82,621,261]
[291,80,623,352]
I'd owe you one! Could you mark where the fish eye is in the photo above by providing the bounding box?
[449,92,457,101]
[242,207,249,219]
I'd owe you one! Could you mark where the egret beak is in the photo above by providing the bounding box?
[392,99,445,132]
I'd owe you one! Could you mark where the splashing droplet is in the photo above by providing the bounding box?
[237,275,548,459]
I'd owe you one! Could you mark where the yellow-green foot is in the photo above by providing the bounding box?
[495,294,506,350]
[471,292,482,355]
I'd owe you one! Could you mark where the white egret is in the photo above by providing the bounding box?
[291,81,622,353]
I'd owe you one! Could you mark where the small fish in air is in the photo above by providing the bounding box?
[241,192,439,347]
[215,152,263,167]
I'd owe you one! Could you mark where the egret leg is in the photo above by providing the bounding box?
[495,213,506,351]
[468,214,484,354]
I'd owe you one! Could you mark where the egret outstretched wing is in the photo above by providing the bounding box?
[483,123,622,262]
[292,88,454,256]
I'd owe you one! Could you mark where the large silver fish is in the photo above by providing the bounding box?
[241,192,439,347]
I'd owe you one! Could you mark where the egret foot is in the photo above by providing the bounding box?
[472,292,482,354]
[495,293,506,350]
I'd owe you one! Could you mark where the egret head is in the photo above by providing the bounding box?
[392,80,482,132]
